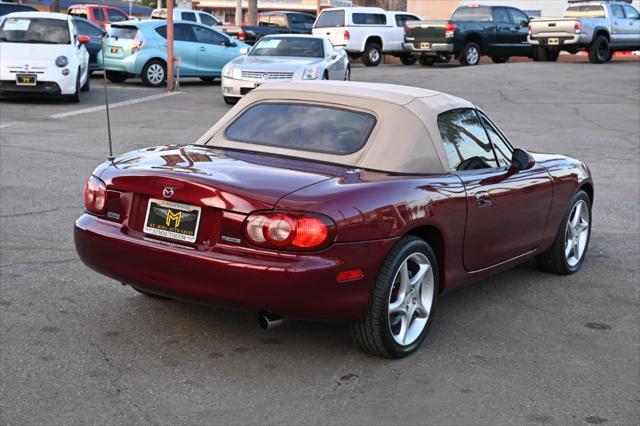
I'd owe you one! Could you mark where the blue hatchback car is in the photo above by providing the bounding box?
[102,20,249,87]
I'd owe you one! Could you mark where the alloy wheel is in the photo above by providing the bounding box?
[387,252,435,346]
[369,49,380,64]
[147,63,165,85]
[564,200,590,267]
[467,47,479,65]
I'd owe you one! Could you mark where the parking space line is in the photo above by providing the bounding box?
[0,122,16,129]
[49,91,181,119]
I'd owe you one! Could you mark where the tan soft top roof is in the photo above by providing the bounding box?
[198,81,475,174]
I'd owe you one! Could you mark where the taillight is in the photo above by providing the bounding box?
[574,21,581,33]
[343,30,350,40]
[83,175,107,214]
[444,22,457,38]
[238,28,245,41]
[528,23,532,35]
[243,211,335,251]
[132,38,144,53]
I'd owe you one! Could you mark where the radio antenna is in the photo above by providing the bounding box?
[98,0,114,161]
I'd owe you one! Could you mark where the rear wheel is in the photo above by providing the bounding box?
[400,54,417,65]
[223,96,238,105]
[536,46,559,62]
[200,77,216,83]
[142,59,167,87]
[418,54,436,66]
[536,190,591,275]
[459,42,481,66]
[106,70,127,83]
[361,43,382,67]
[353,236,439,358]
[66,72,80,103]
[588,35,610,64]
[344,65,351,81]
[491,56,510,63]
[81,71,90,91]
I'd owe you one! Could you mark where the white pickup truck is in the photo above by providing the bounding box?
[528,0,640,63]
[312,7,421,66]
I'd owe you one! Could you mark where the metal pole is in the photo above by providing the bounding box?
[167,0,174,91]
[247,0,257,25]
[235,0,242,25]
[317,0,321,16]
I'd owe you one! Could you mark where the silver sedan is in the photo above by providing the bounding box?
[221,34,350,104]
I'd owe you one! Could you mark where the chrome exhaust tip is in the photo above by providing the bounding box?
[258,312,286,330]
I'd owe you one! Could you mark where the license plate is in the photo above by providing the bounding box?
[420,42,431,49]
[548,38,559,45]
[16,73,36,86]
[143,198,201,243]
[110,47,119,54]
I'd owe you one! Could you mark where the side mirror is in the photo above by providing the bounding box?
[78,35,90,45]
[240,46,249,55]
[511,148,535,171]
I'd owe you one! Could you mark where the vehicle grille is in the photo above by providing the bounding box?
[241,71,294,80]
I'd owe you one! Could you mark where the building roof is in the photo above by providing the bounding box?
[198,82,475,174]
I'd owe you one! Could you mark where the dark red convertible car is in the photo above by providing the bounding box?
[75,81,593,358]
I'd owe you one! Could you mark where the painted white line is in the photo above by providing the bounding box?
[0,123,15,129]
[49,91,181,119]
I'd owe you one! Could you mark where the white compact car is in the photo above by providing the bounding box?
[0,12,90,102]
[221,34,349,104]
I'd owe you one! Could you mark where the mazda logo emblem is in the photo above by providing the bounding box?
[162,187,174,198]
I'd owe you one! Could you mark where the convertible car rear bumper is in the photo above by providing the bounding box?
[75,214,396,320]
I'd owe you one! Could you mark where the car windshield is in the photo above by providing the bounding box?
[0,17,70,44]
[564,6,606,18]
[451,6,492,21]
[250,37,324,58]
[225,103,376,155]
[109,26,139,39]
[289,14,316,30]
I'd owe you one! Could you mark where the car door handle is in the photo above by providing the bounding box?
[475,191,492,208]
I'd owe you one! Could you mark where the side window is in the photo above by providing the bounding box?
[258,15,271,26]
[352,13,387,25]
[623,5,640,19]
[200,13,219,26]
[270,14,287,28]
[395,14,419,27]
[478,113,513,168]
[181,12,197,22]
[93,8,106,22]
[508,9,529,26]
[437,109,498,172]
[69,8,88,19]
[193,25,227,45]
[492,7,511,23]
[611,4,625,19]
[108,9,128,22]
[76,20,101,37]
[156,24,194,41]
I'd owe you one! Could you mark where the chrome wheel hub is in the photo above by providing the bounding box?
[565,200,590,267]
[467,47,479,64]
[369,49,380,63]
[147,64,165,84]
[388,253,434,346]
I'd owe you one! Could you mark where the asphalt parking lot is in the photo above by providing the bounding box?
[1,58,639,425]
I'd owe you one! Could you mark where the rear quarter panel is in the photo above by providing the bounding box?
[275,170,468,291]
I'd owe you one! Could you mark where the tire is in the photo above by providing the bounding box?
[588,35,610,64]
[536,190,592,275]
[66,72,80,103]
[459,42,481,66]
[141,59,167,87]
[418,54,436,66]
[536,46,559,62]
[491,56,509,64]
[348,52,361,60]
[106,70,127,83]
[352,236,439,358]
[223,96,238,105]
[81,71,90,92]
[200,77,216,83]
[130,285,172,300]
[344,65,351,81]
[400,54,417,65]
[322,71,329,80]
[361,43,382,67]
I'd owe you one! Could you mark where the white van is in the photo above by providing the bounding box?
[150,8,221,27]
[312,7,421,66]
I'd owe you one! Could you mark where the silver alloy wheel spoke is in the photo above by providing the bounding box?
[564,199,590,267]
[387,252,435,346]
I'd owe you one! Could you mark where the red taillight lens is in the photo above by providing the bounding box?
[83,175,107,213]
[444,23,457,32]
[343,30,350,40]
[243,212,334,251]
[574,21,581,33]
[132,38,144,53]
[238,29,245,41]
